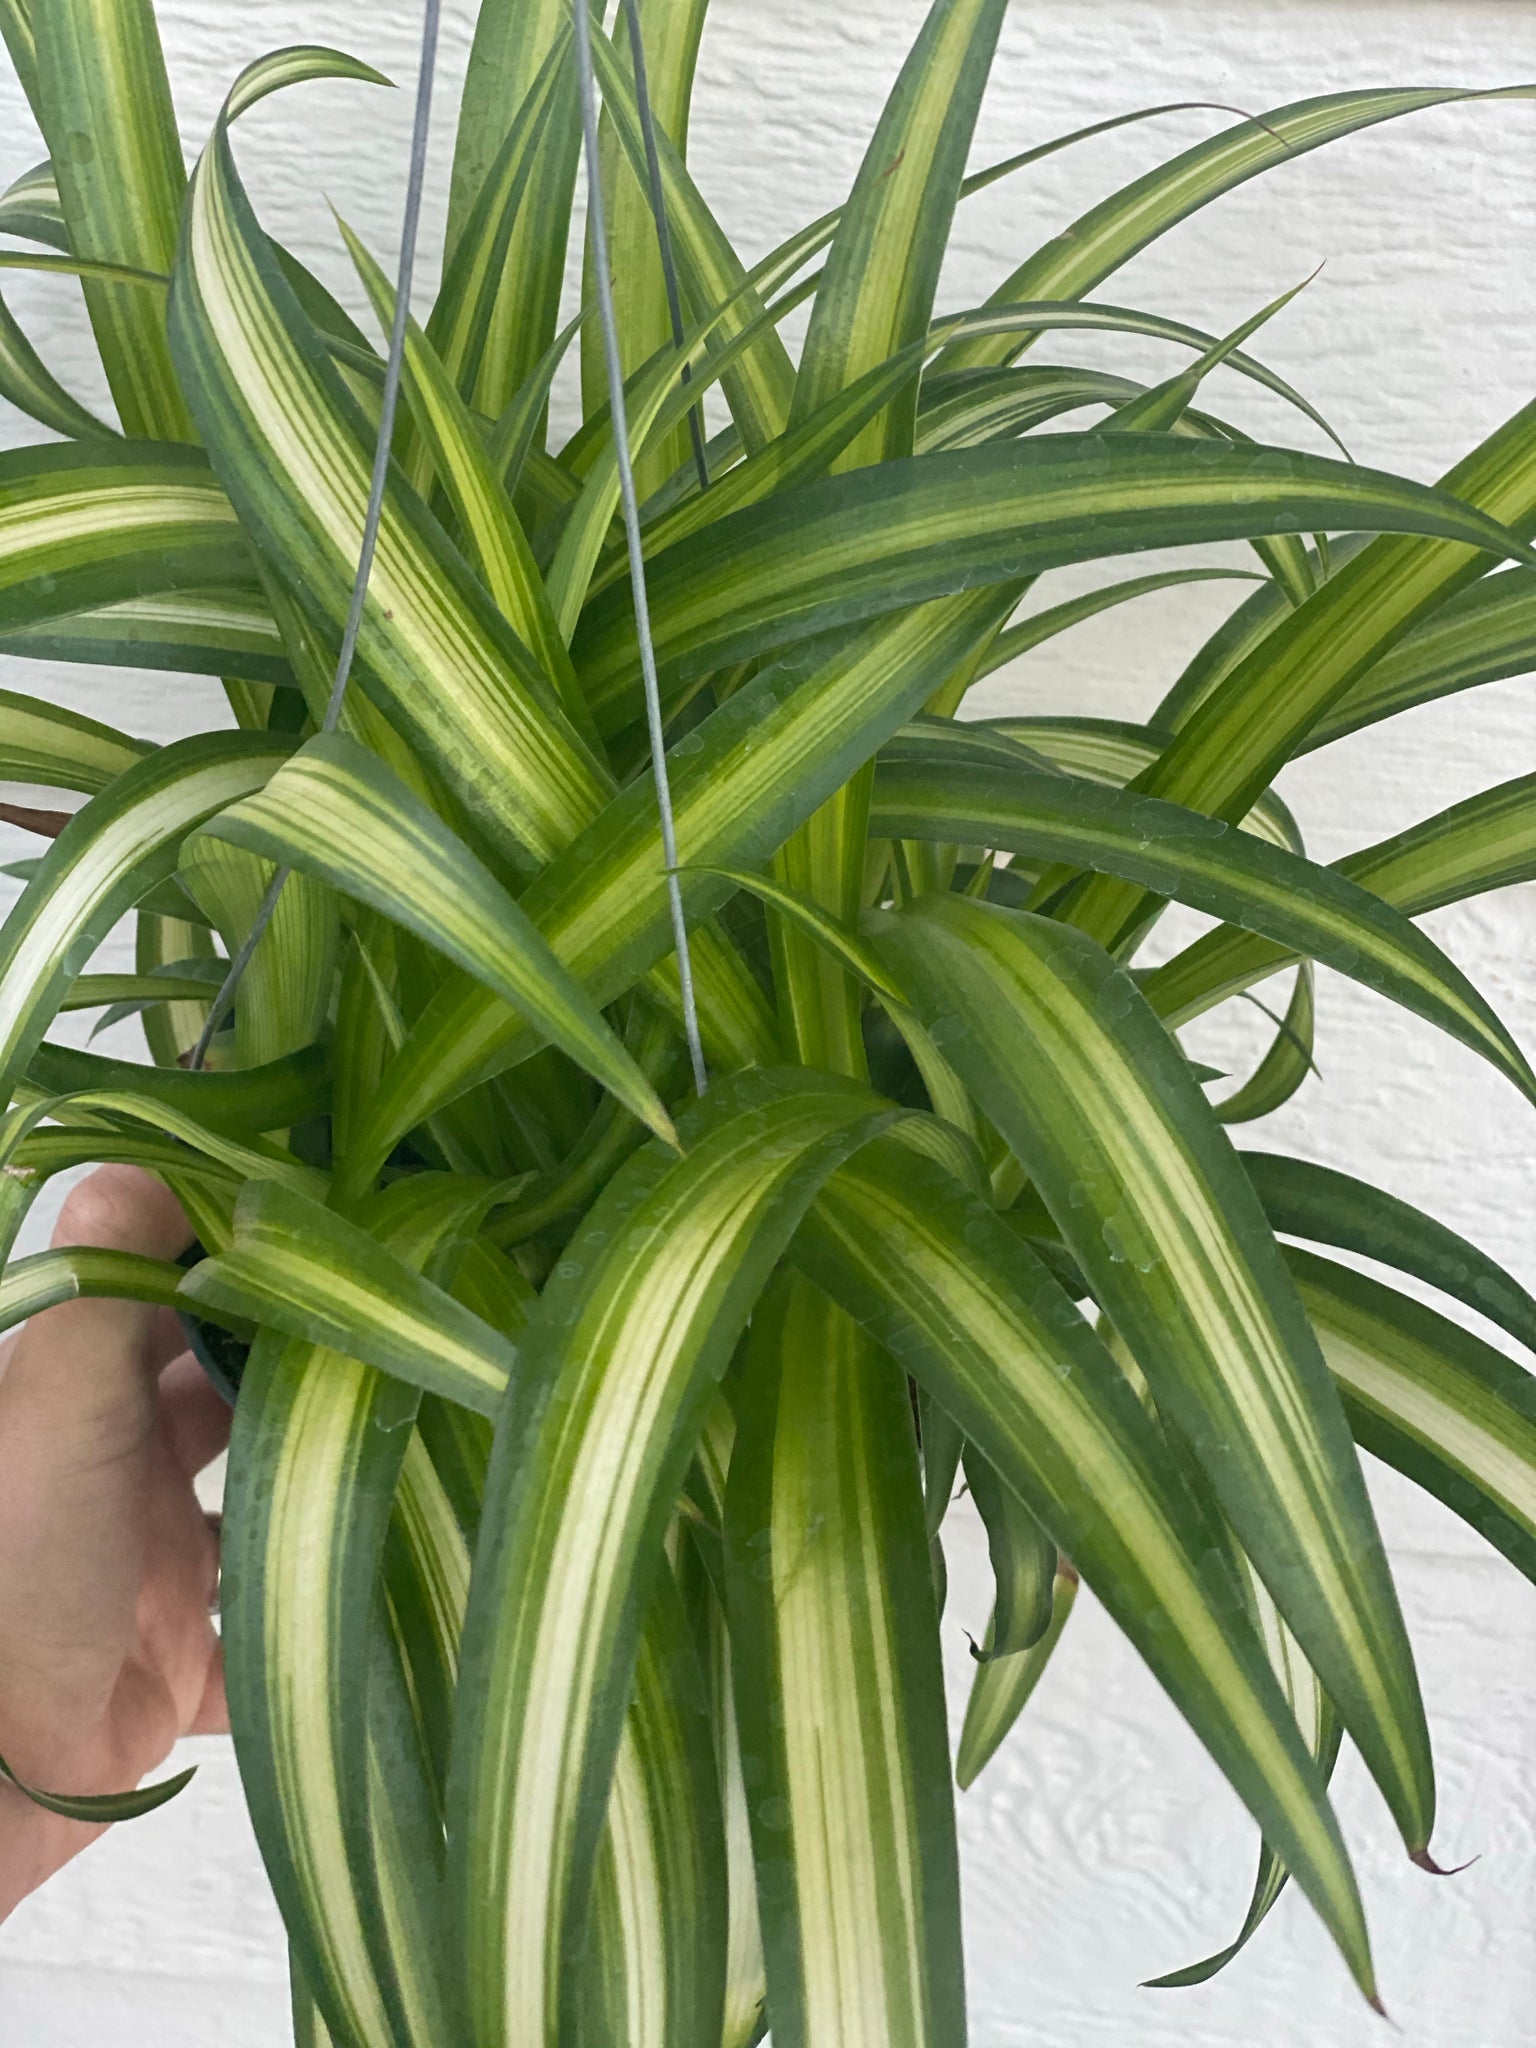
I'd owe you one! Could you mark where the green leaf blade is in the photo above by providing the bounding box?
[868,750,1536,1105]
[30,0,191,437]
[200,733,676,1147]
[1292,1247,1536,1589]
[574,435,1536,726]
[792,0,1009,468]
[726,1276,966,2048]
[871,895,1435,1859]
[445,1073,905,2048]
[794,1138,1377,1998]
[0,730,290,1107]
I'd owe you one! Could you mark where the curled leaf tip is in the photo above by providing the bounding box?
[0,1749,197,1822]
[1411,1847,1479,1877]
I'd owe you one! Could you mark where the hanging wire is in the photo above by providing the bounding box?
[573,0,708,1097]
[617,0,709,495]
[190,0,443,1070]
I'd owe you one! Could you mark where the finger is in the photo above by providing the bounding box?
[51,1164,191,1260]
[186,1640,228,1738]
[145,1304,196,1376]
[0,1170,194,1719]
[0,1166,192,1470]
[157,1353,233,1479]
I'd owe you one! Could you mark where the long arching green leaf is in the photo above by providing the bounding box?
[0,686,150,792]
[928,296,1342,451]
[792,0,1009,468]
[0,730,290,1105]
[0,279,117,438]
[962,1444,1056,1658]
[431,27,574,427]
[63,967,219,1016]
[0,443,251,632]
[1307,565,1536,749]
[868,895,1435,1859]
[939,86,1535,375]
[1290,1247,1536,1587]
[0,1745,195,1824]
[586,15,794,452]
[168,90,612,869]
[221,44,392,126]
[948,715,1302,851]
[445,3,583,415]
[1103,275,1315,436]
[972,568,1265,682]
[3,1080,322,1198]
[340,590,1013,1194]
[198,733,676,1145]
[445,1072,906,2048]
[397,1331,733,2048]
[224,1328,427,2048]
[1304,771,1536,916]
[26,1036,328,1134]
[0,247,171,287]
[573,435,1536,723]
[2,1124,239,1219]
[682,1402,769,2048]
[0,1243,184,1336]
[866,751,1536,1103]
[1146,770,1536,1028]
[289,1965,336,2048]
[580,0,711,497]
[0,587,294,688]
[221,1180,498,2048]
[1153,546,1344,731]
[0,3,39,116]
[791,1137,1377,1997]
[181,1179,518,1416]
[580,1567,731,2048]
[0,159,66,247]
[1247,1152,1536,1361]
[484,309,583,502]
[1215,966,1318,1125]
[29,0,191,436]
[1063,392,1536,948]
[726,1275,966,2048]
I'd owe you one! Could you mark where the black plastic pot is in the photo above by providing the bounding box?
[176,1243,250,1404]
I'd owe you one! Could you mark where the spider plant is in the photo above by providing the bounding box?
[2,0,1536,2039]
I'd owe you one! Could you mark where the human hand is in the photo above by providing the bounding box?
[0,1166,229,1920]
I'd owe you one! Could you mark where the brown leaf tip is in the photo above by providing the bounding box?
[1367,1991,1395,2025]
[1411,1847,1479,1877]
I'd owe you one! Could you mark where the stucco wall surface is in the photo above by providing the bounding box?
[2,1,1535,2042]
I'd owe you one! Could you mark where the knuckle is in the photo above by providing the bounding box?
[52,1168,142,1252]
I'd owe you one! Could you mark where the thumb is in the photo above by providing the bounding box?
[0,1168,193,1720]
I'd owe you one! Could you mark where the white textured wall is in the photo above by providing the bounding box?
[3,2,1536,2041]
